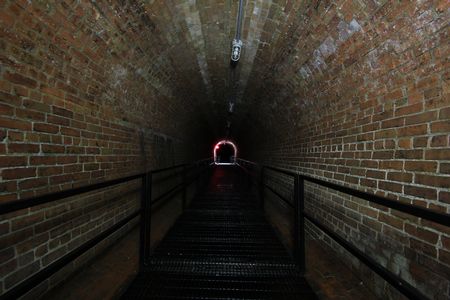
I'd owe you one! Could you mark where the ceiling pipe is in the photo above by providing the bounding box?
[230,0,244,66]
[236,0,244,40]
[227,0,245,138]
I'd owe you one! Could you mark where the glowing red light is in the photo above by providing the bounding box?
[213,140,237,164]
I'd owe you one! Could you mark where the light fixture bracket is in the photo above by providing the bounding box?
[231,39,243,62]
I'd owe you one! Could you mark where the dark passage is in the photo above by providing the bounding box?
[122,166,317,299]
[216,143,235,163]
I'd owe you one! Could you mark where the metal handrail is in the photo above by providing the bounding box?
[239,159,449,300]
[0,162,191,215]
[264,165,450,227]
[0,158,213,300]
[0,173,144,215]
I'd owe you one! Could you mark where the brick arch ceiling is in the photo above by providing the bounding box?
[74,0,307,140]
[6,0,447,153]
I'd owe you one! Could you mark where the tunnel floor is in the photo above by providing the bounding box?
[121,165,317,299]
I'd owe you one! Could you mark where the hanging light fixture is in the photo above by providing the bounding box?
[230,0,244,66]
[231,39,242,62]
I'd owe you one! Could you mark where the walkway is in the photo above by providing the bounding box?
[122,166,317,299]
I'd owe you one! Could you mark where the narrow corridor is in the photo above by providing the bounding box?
[0,1,449,299]
[122,166,317,299]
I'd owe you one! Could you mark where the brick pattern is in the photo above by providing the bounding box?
[0,0,212,297]
[240,1,450,299]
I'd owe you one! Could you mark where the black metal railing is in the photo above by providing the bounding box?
[0,157,213,300]
[236,158,450,300]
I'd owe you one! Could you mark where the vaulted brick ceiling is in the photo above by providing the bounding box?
[6,0,446,150]
[80,0,295,138]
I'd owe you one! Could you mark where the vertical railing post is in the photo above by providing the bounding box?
[196,162,201,191]
[145,173,152,263]
[259,167,264,209]
[182,165,187,211]
[247,163,252,188]
[140,172,152,270]
[294,174,305,274]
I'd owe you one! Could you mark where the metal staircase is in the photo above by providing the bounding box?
[121,166,317,299]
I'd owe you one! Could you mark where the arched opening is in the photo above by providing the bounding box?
[213,140,237,165]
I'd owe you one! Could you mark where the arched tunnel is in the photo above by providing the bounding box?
[0,1,449,299]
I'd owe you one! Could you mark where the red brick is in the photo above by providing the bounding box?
[395,150,423,159]
[0,181,17,193]
[366,170,385,179]
[425,149,450,160]
[18,177,48,189]
[372,151,393,159]
[8,143,39,153]
[47,115,70,126]
[430,135,448,147]
[42,144,65,154]
[374,129,396,139]
[41,86,65,98]
[378,181,402,193]
[56,156,78,164]
[33,123,59,134]
[0,103,14,115]
[30,156,57,165]
[440,163,450,174]
[397,138,411,149]
[439,249,450,266]
[381,117,404,129]
[2,167,36,179]
[0,156,27,167]
[395,103,423,116]
[439,107,450,120]
[12,212,45,231]
[410,238,437,258]
[404,161,437,172]
[431,121,450,133]
[61,127,80,137]
[15,108,45,121]
[50,174,73,184]
[405,111,437,125]
[387,172,412,183]
[23,99,51,113]
[0,117,32,131]
[415,174,450,188]
[438,192,450,204]
[397,124,427,137]
[38,166,63,176]
[378,212,403,229]
[52,106,74,119]
[413,136,428,148]
[405,223,439,245]
[4,71,37,88]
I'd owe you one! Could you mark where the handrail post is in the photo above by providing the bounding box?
[140,173,152,270]
[145,173,152,263]
[259,167,264,209]
[294,174,305,274]
[247,163,252,187]
[182,165,187,211]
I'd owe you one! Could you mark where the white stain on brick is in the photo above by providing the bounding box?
[319,37,337,58]
[238,0,272,101]
[299,66,312,79]
[298,19,362,78]
[179,1,212,97]
[111,64,127,88]
[338,19,362,42]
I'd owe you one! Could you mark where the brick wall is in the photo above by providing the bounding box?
[239,1,449,299]
[0,0,212,297]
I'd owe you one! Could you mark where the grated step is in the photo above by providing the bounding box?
[121,166,317,300]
